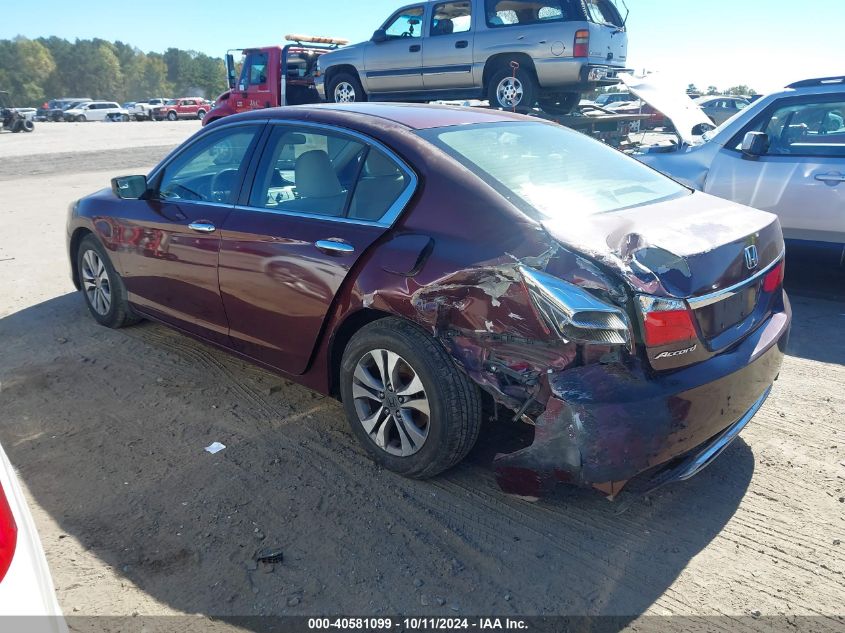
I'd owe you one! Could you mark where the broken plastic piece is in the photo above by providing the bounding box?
[254,547,284,564]
[205,442,226,455]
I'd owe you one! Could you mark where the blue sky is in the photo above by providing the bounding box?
[3,0,844,93]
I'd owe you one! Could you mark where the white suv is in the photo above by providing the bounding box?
[636,76,845,254]
[64,101,129,122]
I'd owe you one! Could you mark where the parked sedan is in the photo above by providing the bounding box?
[695,95,750,125]
[0,441,65,629]
[66,104,790,498]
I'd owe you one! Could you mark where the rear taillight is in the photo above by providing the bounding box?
[763,260,785,293]
[637,296,698,347]
[574,29,590,57]
[520,266,630,346]
[0,484,17,583]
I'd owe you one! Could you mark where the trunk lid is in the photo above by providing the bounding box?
[542,192,785,370]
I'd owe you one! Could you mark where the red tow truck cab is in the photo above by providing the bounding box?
[203,34,348,126]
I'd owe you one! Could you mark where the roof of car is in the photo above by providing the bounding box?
[273,103,531,130]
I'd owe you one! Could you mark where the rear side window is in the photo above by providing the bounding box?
[484,0,578,27]
[249,126,413,223]
[249,127,366,217]
[760,100,845,158]
[432,1,472,35]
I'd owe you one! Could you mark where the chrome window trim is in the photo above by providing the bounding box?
[686,251,785,309]
[234,119,419,229]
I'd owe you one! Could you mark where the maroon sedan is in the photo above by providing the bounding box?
[66,104,790,498]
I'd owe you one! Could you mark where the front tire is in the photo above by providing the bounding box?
[167,111,177,121]
[328,72,366,103]
[197,109,206,121]
[487,64,538,111]
[77,235,139,329]
[76,114,86,122]
[340,318,482,479]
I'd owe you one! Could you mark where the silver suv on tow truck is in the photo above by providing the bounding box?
[315,0,630,114]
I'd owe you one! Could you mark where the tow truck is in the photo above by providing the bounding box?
[203,34,349,126]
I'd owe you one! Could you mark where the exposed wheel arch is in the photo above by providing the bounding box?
[482,53,538,92]
[328,308,393,397]
[69,227,94,291]
[325,64,364,94]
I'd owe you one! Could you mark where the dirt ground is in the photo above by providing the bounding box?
[0,122,843,628]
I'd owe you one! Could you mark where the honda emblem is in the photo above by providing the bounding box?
[744,245,760,270]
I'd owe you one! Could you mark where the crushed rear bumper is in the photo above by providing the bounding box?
[494,295,790,498]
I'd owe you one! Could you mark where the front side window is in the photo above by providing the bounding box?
[432,2,472,35]
[249,126,412,223]
[760,100,845,157]
[419,122,688,219]
[384,6,425,38]
[484,0,571,27]
[157,126,260,204]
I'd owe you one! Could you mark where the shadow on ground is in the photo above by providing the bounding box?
[783,243,845,365]
[0,293,761,625]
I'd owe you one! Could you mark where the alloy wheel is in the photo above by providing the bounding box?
[334,82,357,103]
[351,349,430,457]
[496,76,524,108]
[81,249,112,316]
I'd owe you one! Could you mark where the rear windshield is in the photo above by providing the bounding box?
[583,0,624,27]
[418,122,688,219]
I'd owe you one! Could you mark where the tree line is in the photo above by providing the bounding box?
[0,36,228,107]
[687,83,757,97]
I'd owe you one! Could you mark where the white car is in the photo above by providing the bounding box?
[64,101,129,122]
[131,97,170,121]
[632,75,845,253]
[0,442,65,631]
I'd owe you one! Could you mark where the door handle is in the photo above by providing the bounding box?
[188,221,216,233]
[409,44,421,53]
[814,172,845,184]
[316,240,355,255]
[455,40,469,49]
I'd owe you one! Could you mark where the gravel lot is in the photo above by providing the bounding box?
[0,122,843,628]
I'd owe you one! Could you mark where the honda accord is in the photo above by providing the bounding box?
[66,103,790,497]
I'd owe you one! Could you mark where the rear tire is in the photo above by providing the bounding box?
[340,318,482,479]
[76,235,139,329]
[22,120,34,132]
[328,72,366,103]
[487,64,538,111]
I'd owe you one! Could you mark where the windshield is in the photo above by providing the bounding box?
[419,122,688,218]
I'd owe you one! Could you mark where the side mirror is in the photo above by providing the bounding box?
[111,175,148,200]
[372,29,387,43]
[225,53,236,89]
[741,131,769,158]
